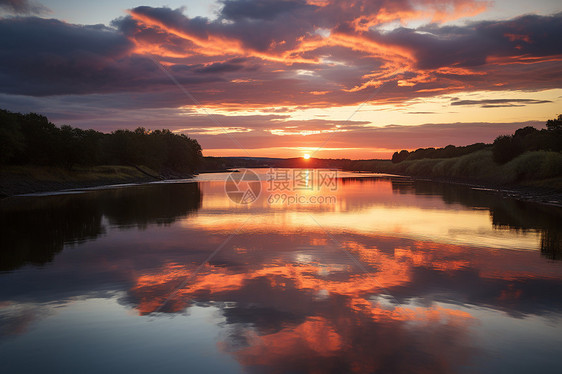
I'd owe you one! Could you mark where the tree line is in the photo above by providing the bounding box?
[0,109,202,174]
[392,115,562,164]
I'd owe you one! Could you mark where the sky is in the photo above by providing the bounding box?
[0,0,561,159]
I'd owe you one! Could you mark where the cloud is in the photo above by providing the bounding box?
[380,13,562,70]
[193,59,247,74]
[0,17,229,96]
[1,4,561,108]
[0,0,560,156]
[0,88,545,156]
[220,0,311,21]
[451,98,553,108]
[0,17,138,95]
[179,119,543,154]
[100,6,562,105]
[0,0,49,15]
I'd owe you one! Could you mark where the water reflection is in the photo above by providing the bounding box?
[390,179,562,260]
[1,174,561,373]
[0,183,201,271]
[123,234,481,372]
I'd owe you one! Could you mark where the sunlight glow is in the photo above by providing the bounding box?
[303,154,311,160]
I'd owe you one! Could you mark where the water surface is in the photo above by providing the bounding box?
[1,170,561,373]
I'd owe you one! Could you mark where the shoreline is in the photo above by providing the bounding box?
[0,165,194,198]
[1,177,156,198]
[2,166,561,209]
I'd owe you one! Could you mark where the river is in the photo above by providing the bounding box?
[1,169,561,373]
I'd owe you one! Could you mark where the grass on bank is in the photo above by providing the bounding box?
[354,150,562,188]
[0,165,160,183]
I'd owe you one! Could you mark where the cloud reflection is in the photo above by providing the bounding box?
[1,177,562,372]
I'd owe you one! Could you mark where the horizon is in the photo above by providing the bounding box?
[1,0,561,159]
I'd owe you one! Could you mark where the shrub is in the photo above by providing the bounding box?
[504,151,562,181]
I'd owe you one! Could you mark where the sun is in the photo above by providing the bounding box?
[303,153,311,160]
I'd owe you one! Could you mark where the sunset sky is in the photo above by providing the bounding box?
[1,0,561,158]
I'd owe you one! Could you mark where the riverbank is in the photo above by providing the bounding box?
[0,165,193,197]
[349,149,562,208]
[351,150,562,184]
[3,163,561,209]
[395,175,562,208]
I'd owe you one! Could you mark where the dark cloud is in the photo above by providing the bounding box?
[321,121,544,150]
[379,12,562,69]
[0,17,225,96]
[194,60,246,74]
[0,17,135,95]
[220,0,311,21]
[0,0,48,15]
[451,98,553,108]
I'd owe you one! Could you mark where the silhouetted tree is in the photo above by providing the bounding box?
[546,114,562,131]
[0,109,202,173]
[514,126,539,138]
[0,110,24,164]
[492,135,524,164]
[392,150,410,163]
[391,143,489,163]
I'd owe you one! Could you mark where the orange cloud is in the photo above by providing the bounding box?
[129,9,321,65]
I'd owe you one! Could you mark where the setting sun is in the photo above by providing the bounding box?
[303,154,311,160]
